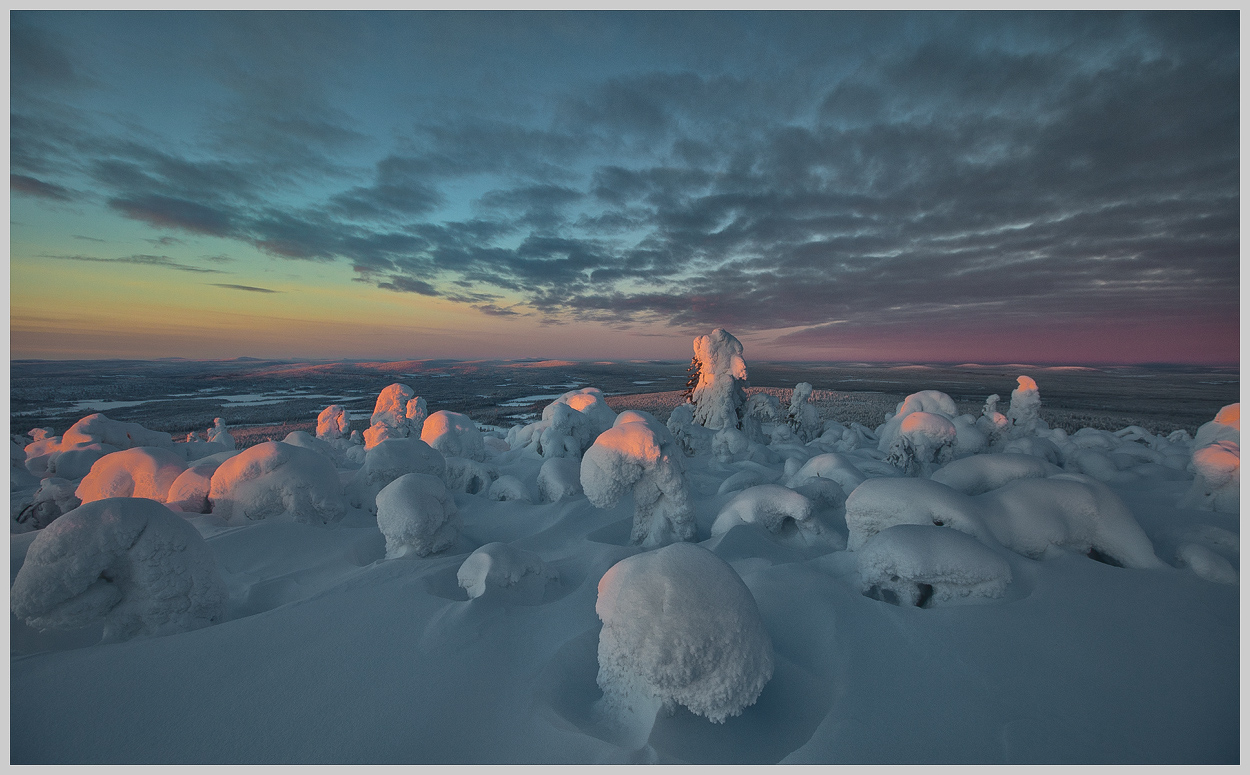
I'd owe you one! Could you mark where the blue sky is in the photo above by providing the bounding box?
[9,11,1240,363]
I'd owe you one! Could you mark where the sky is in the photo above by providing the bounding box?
[9,11,1240,364]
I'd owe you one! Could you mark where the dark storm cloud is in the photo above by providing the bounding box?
[11,11,1236,333]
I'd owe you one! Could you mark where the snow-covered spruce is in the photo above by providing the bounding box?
[1005,376,1043,438]
[595,542,774,727]
[421,410,487,462]
[206,418,236,450]
[711,484,819,538]
[375,472,459,558]
[884,411,958,476]
[363,384,426,449]
[75,447,188,505]
[1193,402,1239,448]
[316,404,350,441]
[164,450,238,513]
[877,390,958,452]
[208,441,347,524]
[690,328,749,431]
[508,387,618,459]
[11,497,227,641]
[1183,439,1239,513]
[456,542,555,599]
[857,524,1012,607]
[580,410,695,548]
[930,452,1062,495]
[786,382,822,442]
[487,474,531,502]
[537,456,584,502]
[346,437,447,513]
[667,403,714,456]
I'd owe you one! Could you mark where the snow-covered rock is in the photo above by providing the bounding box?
[456,542,555,600]
[857,524,1012,607]
[581,411,695,548]
[595,542,774,728]
[11,497,227,641]
[376,472,459,558]
[75,447,188,505]
[208,441,346,524]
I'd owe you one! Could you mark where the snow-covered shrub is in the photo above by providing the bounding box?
[716,461,783,496]
[23,433,64,478]
[443,457,499,495]
[456,542,556,600]
[62,413,174,450]
[690,328,749,431]
[1001,435,1063,465]
[206,418,236,450]
[931,453,1061,495]
[1184,439,1239,513]
[581,412,695,548]
[595,542,773,726]
[75,447,188,505]
[507,387,618,459]
[208,441,346,524]
[487,475,531,502]
[537,456,584,502]
[712,426,751,463]
[949,414,989,458]
[786,382,822,442]
[363,384,426,450]
[884,411,957,476]
[11,497,227,641]
[14,477,81,530]
[316,404,350,441]
[421,411,487,462]
[1175,543,1237,585]
[164,450,238,513]
[375,473,459,558]
[876,390,958,453]
[858,524,1012,607]
[1005,376,1042,438]
[346,438,446,513]
[711,484,818,538]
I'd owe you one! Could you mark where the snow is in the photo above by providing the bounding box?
[375,472,459,558]
[11,497,227,641]
[595,542,774,726]
[691,328,749,431]
[208,441,347,524]
[857,524,1012,606]
[421,410,487,462]
[75,446,188,504]
[7,366,1240,764]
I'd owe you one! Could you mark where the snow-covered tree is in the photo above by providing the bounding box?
[690,328,748,431]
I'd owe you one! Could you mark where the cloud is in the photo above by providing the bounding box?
[208,283,280,293]
[73,234,106,243]
[41,253,228,274]
[11,174,73,201]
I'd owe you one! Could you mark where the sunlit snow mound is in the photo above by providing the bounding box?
[595,542,774,726]
[208,441,347,524]
[11,497,227,641]
[75,447,188,505]
[421,410,487,462]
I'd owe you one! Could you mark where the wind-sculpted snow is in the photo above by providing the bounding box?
[208,441,346,524]
[845,474,1165,569]
[581,411,695,548]
[11,497,227,641]
[457,542,555,600]
[376,472,459,558]
[346,438,446,513]
[857,524,1013,607]
[595,542,774,727]
[537,456,583,502]
[76,447,188,505]
[711,484,818,538]
[931,453,1062,495]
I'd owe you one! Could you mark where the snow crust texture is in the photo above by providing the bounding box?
[595,542,774,724]
[11,497,227,640]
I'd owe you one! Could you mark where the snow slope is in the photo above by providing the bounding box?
[9,387,1240,764]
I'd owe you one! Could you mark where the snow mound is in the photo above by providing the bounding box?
[1176,542,1237,585]
[10,497,227,641]
[376,472,459,558]
[667,403,714,456]
[595,542,774,725]
[691,328,748,431]
[581,412,695,547]
[931,453,1061,495]
[506,387,617,459]
[1184,439,1239,513]
[487,475,531,502]
[281,430,339,462]
[884,411,957,475]
[421,410,487,462]
[346,438,446,513]
[75,447,188,505]
[62,413,173,449]
[14,477,81,530]
[456,542,555,599]
[1194,403,1239,448]
[443,457,499,495]
[537,456,584,502]
[858,524,1012,607]
[208,441,346,524]
[711,484,818,537]
[845,478,988,550]
[316,404,350,441]
[164,450,238,513]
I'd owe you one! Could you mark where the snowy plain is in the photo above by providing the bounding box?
[9,340,1240,764]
